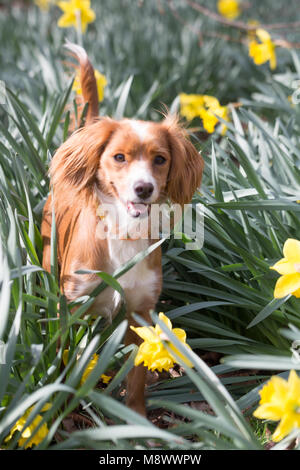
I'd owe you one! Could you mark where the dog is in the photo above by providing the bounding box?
[41,43,204,415]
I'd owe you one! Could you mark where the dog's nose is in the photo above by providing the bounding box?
[134,181,154,200]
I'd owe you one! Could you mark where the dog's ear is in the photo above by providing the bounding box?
[50,118,118,191]
[163,114,204,205]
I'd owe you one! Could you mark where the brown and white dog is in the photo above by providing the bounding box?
[41,43,204,415]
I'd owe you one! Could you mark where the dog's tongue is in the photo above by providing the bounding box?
[127,201,148,217]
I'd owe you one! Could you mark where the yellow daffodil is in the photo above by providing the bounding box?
[73,69,107,102]
[217,0,241,20]
[270,239,300,299]
[179,93,205,121]
[101,374,112,384]
[179,93,229,134]
[202,95,228,134]
[198,108,220,134]
[5,403,51,449]
[63,350,111,385]
[57,0,96,34]
[249,28,276,70]
[254,370,300,442]
[131,312,193,372]
[80,353,99,384]
[34,0,56,10]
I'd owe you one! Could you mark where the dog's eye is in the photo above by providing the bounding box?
[113,153,126,163]
[154,155,166,165]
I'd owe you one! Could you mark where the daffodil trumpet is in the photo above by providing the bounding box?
[131,312,193,372]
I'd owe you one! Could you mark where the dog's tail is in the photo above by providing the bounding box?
[64,40,99,124]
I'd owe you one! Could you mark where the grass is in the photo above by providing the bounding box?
[0,0,300,450]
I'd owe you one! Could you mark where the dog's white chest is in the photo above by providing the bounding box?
[72,199,159,320]
[88,238,157,321]
[108,238,157,304]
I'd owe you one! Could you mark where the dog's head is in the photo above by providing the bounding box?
[50,115,204,217]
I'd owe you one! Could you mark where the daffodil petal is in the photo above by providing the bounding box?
[253,370,300,442]
[287,370,300,397]
[256,28,271,43]
[199,108,219,133]
[130,325,157,342]
[272,414,295,442]
[58,14,73,28]
[101,374,111,384]
[253,403,284,421]
[293,287,300,298]
[203,95,220,109]
[173,328,187,343]
[169,340,193,368]
[57,1,70,10]
[41,403,52,412]
[248,29,276,70]
[57,0,95,33]
[270,258,297,275]
[273,273,300,298]
[21,426,33,438]
[283,239,300,262]
[217,0,240,20]
[270,48,277,70]
[179,93,204,108]
[158,312,173,330]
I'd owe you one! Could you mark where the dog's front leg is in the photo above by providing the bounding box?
[124,308,153,416]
